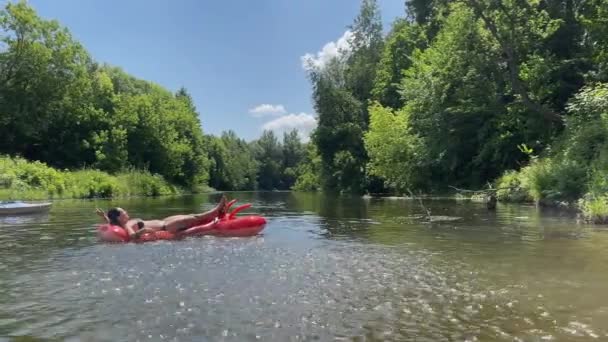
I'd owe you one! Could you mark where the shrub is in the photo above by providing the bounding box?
[495,170,530,202]
[0,155,181,200]
[580,195,608,224]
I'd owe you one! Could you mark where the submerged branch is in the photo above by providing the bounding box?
[448,185,515,194]
[408,188,432,220]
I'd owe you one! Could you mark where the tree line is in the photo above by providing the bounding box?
[205,129,306,191]
[299,0,608,204]
[2,0,608,210]
[0,1,306,192]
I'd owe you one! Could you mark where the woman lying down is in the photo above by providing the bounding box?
[95,195,227,239]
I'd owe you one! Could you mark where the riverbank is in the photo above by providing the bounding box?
[365,188,595,222]
[0,155,213,200]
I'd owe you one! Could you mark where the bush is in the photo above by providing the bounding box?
[495,170,530,202]
[0,156,68,197]
[580,195,608,224]
[293,170,320,191]
[496,158,587,205]
[495,84,608,213]
[66,170,122,198]
[293,143,322,192]
[0,155,181,200]
[115,170,178,197]
[523,159,586,204]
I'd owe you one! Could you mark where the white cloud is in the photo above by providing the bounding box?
[261,113,317,142]
[301,30,353,71]
[249,104,286,117]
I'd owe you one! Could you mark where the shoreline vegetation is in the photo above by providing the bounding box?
[0,155,190,200]
[0,2,308,201]
[2,1,608,224]
[293,0,608,224]
[0,152,599,223]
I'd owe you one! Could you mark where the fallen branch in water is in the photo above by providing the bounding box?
[447,185,516,210]
[408,188,432,221]
[448,185,517,194]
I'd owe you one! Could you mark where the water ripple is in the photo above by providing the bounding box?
[1,195,607,341]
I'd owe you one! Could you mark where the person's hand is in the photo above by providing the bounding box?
[95,208,109,223]
[134,228,155,238]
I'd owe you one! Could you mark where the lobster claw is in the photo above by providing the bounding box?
[220,199,238,219]
[228,203,252,220]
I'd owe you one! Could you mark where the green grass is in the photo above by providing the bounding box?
[495,170,531,203]
[495,156,608,223]
[0,155,184,200]
[580,195,608,224]
[495,158,587,206]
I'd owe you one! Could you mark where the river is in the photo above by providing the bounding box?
[1,192,608,341]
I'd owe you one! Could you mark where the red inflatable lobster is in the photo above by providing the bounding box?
[97,199,266,243]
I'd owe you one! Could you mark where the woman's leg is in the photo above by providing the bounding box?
[162,212,214,225]
[163,215,207,233]
[162,196,227,233]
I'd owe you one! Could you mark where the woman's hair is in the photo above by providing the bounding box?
[107,208,122,225]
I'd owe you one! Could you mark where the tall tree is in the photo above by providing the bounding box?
[0,0,94,164]
[307,0,384,194]
[207,131,258,191]
[464,0,564,125]
[0,1,210,188]
[405,0,436,24]
[579,0,608,81]
[250,130,283,190]
[281,129,305,189]
[310,67,366,192]
[372,19,426,109]
[346,0,384,105]
[293,143,322,191]
[175,87,198,118]
[397,2,529,188]
[364,102,426,193]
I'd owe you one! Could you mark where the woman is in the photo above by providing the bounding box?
[95,195,227,239]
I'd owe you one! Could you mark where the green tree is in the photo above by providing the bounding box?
[250,130,283,190]
[306,0,384,194]
[207,131,258,191]
[580,0,608,81]
[346,0,384,104]
[310,70,366,192]
[0,1,210,189]
[293,143,322,191]
[371,19,426,109]
[463,0,564,125]
[0,0,96,165]
[175,87,198,117]
[281,129,305,189]
[111,90,208,187]
[364,102,426,193]
[398,3,528,188]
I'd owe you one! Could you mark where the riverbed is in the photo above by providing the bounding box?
[1,192,607,341]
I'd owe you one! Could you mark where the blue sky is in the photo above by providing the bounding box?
[26,0,405,141]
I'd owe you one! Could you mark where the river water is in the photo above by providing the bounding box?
[1,192,608,341]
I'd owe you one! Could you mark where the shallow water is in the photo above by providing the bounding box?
[1,192,608,341]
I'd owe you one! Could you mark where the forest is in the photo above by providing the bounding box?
[296,0,608,221]
[1,0,608,220]
[0,1,307,197]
